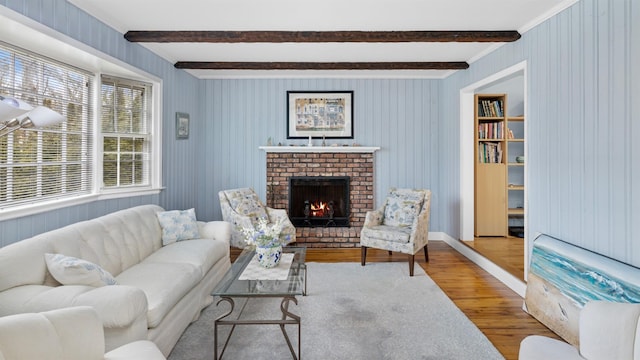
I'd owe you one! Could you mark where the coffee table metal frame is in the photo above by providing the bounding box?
[212,246,306,360]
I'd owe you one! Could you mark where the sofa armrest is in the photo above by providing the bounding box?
[0,306,106,360]
[579,301,640,360]
[71,285,148,328]
[519,335,583,360]
[198,221,231,245]
[265,208,296,245]
[363,207,384,227]
[6,284,149,329]
[219,199,256,248]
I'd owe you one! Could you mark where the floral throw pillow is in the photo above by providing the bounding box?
[382,188,426,227]
[156,208,201,245]
[45,253,118,287]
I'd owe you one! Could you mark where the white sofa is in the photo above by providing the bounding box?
[519,301,640,360]
[0,306,165,360]
[0,204,232,356]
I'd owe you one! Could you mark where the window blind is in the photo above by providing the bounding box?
[0,43,93,208]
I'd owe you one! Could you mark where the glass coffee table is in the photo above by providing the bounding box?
[212,246,306,360]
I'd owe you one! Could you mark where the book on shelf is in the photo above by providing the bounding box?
[477,121,504,139]
[478,142,503,163]
[478,99,504,117]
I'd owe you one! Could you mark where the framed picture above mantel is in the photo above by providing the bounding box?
[286,91,353,139]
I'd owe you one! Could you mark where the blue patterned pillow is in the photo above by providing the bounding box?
[45,253,118,287]
[382,188,426,227]
[156,208,200,245]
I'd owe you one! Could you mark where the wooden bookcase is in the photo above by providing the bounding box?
[474,94,507,236]
[506,114,525,236]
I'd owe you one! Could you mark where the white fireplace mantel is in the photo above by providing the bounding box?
[259,146,380,153]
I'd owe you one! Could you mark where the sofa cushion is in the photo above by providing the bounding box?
[115,262,201,328]
[143,239,228,279]
[104,339,166,360]
[45,253,118,287]
[156,208,200,246]
[361,225,412,243]
[382,188,425,227]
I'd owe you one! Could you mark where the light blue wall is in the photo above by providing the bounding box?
[197,79,442,226]
[442,0,639,267]
[1,0,638,270]
[0,0,202,245]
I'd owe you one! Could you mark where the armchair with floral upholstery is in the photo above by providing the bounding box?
[360,188,431,276]
[218,187,296,248]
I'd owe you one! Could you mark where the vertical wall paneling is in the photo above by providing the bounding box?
[1,0,638,271]
[629,0,639,261]
[443,0,639,267]
[203,78,442,229]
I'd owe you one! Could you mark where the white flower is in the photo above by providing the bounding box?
[240,217,290,247]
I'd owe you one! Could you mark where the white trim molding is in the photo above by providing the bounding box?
[433,232,526,297]
[260,146,380,153]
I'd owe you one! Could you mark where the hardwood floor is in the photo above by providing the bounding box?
[307,242,560,360]
[232,241,560,359]
[463,236,526,281]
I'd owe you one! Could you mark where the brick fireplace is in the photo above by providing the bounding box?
[262,146,379,248]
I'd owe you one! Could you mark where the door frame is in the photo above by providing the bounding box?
[459,60,530,277]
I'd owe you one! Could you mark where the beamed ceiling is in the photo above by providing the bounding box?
[68,0,577,79]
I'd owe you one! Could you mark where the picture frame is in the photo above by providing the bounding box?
[287,91,354,139]
[175,112,190,139]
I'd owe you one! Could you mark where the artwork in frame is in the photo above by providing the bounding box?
[287,91,353,139]
[175,112,189,139]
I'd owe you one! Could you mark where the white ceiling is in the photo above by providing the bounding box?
[68,0,577,79]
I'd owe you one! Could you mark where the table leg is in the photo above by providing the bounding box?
[280,296,301,359]
[214,296,301,360]
[214,297,236,360]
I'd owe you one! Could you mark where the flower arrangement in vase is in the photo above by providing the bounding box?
[240,217,291,268]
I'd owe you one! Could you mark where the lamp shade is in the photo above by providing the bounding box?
[0,96,33,123]
[22,106,65,128]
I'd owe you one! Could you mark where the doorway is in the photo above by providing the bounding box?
[459,61,528,284]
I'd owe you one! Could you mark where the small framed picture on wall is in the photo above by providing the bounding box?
[176,112,190,139]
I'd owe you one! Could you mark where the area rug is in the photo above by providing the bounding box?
[169,262,504,360]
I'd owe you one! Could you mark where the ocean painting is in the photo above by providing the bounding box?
[524,234,640,345]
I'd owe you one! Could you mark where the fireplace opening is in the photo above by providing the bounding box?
[288,176,350,227]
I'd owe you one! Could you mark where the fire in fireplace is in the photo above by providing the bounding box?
[288,176,350,227]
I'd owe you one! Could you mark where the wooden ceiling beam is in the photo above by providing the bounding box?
[174,61,470,70]
[126,30,520,43]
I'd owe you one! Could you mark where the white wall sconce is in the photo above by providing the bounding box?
[0,95,65,137]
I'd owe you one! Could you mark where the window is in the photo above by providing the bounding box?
[100,77,152,190]
[0,43,93,209]
[0,38,160,217]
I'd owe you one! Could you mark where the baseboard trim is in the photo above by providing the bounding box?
[429,232,526,297]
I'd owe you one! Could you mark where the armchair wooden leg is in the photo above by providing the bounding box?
[408,254,415,276]
[361,246,367,266]
[423,245,429,262]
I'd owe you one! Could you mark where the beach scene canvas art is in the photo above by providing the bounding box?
[524,234,640,345]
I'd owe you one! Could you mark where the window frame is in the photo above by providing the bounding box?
[0,11,163,221]
[99,75,156,192]
[96,73,163,199]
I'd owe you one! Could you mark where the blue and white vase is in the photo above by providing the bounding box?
[256,244,283,268]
